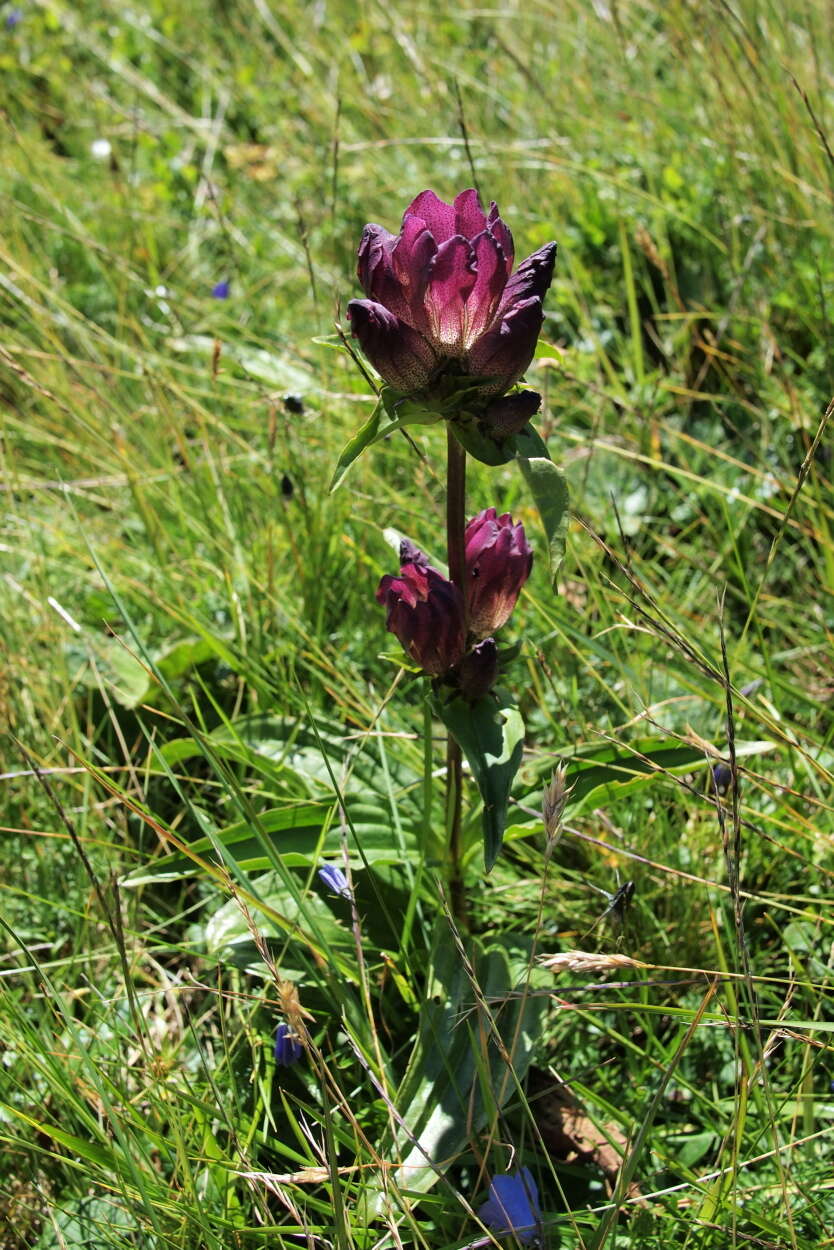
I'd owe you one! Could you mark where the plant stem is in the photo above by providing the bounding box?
[446,425,467,927]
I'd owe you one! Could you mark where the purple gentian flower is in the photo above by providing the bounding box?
[211,279,230,299]
[465,509,533,639]
[478,1168,542,1244]
[376,559,466,677]
[5,7,22,28]
[318,862,352,901]
[274,1022,303,1067]
[348,189,556,398]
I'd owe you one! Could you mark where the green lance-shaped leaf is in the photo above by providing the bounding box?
[517,455,570,586]
[433,688,525,871]
[329,388,442,492]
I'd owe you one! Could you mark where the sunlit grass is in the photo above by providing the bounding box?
[2,0,833,1247]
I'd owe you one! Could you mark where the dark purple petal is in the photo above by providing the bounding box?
[403,189,456,242]
[487,202,514,272]
[357,224,413,323]
[481,390,542,436]
[377,561,428,610]
[467,296,543,393]
[499,242,557,314]
[348,299,436,392]
[211,280,230,299]
[454,188,487,240]
[457,637,499,701]
[464,230,508,345]
[398,538,430,567]
[478,1169,541,1244]
[376,563,465,676]
[274,1022,304,1067]
[465,509,533,638]
[423,236,477,352]
[357,223,396,295]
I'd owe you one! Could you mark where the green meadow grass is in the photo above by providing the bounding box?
[2,0,834,1246]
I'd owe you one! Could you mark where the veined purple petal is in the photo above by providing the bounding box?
[487,203,514,273]
[463,230,507,345]
[392,216,436,332]
[454,188,487,239]
[424,235,477,352]
[348,299,436,392]
[403,189,456,242]
[499,242,557,314]
[467,295,543,393]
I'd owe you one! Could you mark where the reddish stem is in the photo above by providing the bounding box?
[446,425,468,927]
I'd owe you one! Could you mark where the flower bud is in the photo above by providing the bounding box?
[464,509,533,638]
[376,560,466,677]
[457,637,499,701]
[481,390,542,437]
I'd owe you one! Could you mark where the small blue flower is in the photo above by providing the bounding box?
[211,279,230,299]
[478,1168,541,1244]
[711,762,733,796]
[318,862,352,901]
[274,1022,303,1067]
[5,7,22,28]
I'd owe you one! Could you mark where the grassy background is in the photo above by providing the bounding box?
[2,0,834,1246]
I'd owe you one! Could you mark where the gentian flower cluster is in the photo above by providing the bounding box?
[349,189,556,409]
[376,509,532,698]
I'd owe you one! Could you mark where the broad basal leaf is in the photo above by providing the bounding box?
[365,926,547,1211]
